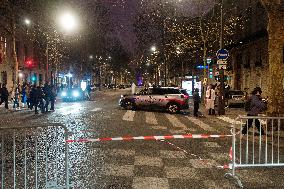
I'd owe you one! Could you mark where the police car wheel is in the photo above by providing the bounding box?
[167,103,180,114]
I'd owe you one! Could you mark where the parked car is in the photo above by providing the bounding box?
[119,87,189,113]
[225,90,246,107]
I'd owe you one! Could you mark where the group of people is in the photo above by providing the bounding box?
[0,82,56,114]
[192,84,267,135]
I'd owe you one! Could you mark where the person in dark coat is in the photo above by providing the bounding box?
[34,86,44,114]
[242,87,266,135]
[50,85,56,111]
[29,85,36,110]
[13,86,20,110]
[43,82,52,112]
[0,84,9,109]
[193,88,201,117]
[21,83,27,108]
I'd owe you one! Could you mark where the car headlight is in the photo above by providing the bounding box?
[61,91,67,97]
[72,91,80,97]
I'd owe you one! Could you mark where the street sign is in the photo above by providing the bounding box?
[219,64,227,70]
[203,78,207,85]
[217,49,229,60]
[217,59,227,65]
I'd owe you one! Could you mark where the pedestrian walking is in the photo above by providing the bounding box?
[205,84,216,115]
[34,86,44,114]
[50,85,56,111]
[13,86,20,110]
[242,87,266,135]
[193,88,201,117]
[43,82,52,112]
[29,85,36,110]
[21,83,27,108]
[26,84,31,108]
[0,84,9,109]
[131,82,136,94]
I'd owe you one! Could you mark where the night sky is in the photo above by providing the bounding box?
[71,0,215,53]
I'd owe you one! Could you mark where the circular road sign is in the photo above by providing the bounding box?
[217,49,229,60]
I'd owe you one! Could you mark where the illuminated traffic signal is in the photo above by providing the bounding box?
[206,58,212,64]
[25,58,33,68]
[209,68,213,79]
[31,75,36,82]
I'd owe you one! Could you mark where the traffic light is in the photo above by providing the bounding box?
[206,58,212,65]
[209,68,213,79]
[25,58,33,68]
[31,75,37,82]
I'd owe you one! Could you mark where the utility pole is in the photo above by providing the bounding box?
[218,0,226,115]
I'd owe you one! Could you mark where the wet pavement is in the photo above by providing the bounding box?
[0,88,284,189]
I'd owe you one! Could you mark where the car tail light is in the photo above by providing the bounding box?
[181,94,189,99]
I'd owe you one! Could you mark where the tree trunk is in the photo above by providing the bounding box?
[261,1,284,116]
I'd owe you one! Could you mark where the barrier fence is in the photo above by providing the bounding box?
[225,116,284,188]
[0,125,70,189]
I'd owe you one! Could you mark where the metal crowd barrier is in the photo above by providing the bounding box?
[225,116,284,188]
[0,125,70,189]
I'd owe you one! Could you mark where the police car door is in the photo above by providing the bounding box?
[135,88,152,107]
[150,88,167,108]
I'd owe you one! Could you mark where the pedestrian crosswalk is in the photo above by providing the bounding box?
[121,110,236,133]
[165,114,187,130]
[186,116,216,131]
[122,110,135,122]
[145,112,158,125]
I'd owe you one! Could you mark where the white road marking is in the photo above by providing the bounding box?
[122,110,135,122]
[145,112,158,125]
[165,114,187,129]
[91,108,102,112]
[217,116,242,125]
[186,116,216,131]
[218,116,267,125]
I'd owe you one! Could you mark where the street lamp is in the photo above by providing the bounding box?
[58,11,78,33]
[151,46,157,53]
[24,18,31,26]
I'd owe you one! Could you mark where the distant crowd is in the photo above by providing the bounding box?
[0,82,56,114]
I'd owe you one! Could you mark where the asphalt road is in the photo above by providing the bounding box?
[0,89,283,189]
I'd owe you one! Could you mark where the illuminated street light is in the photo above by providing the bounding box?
[89,55,94,60]
[24,18,31,25]
[151,46,157,52]
[59,11,78,32]
[176,46,182,54]
[19,72,24,78]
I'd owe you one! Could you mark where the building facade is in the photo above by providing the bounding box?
[0,24,47,92]
[226,0,270,96]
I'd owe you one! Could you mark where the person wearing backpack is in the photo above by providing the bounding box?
[242,87,266,135]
